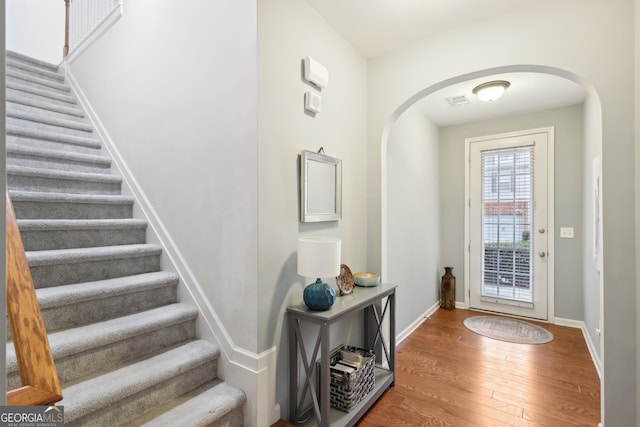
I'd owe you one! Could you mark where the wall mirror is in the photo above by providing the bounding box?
[300,150,342,222]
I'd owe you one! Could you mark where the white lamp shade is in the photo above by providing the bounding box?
[297,237,341,279]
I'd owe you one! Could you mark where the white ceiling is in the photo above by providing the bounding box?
[417,72,586,127]
[304,0,586,127]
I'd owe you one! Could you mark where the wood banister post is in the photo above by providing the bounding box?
[63,0,70,57]
[6,191,62,406]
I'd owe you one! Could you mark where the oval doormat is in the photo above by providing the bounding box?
[463,316,554,344]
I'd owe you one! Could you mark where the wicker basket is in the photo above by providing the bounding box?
[328,346,375,412]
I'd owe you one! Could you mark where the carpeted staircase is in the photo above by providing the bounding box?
[5,50,245,426]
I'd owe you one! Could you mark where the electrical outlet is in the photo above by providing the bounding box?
[560,227,574,238]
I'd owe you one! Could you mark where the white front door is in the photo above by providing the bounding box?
[466,128,553,320]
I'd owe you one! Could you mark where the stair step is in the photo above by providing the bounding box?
[7,165,121,195]
[7,125,101,153]
[27,244,162,288]
[8,108,92,132]
[7,50,59,72]
[7,303,198,387]
[59,340,220,426]
[6,57,65,83]
[9,190,134,219]
[7,81,77,106]
[7,143,111,174]
[7,117,93,140]
[7,93,84,117]
[134,380,245,427]
[37,271,179,332]
[7,68,71,94]
[19,218,146,250]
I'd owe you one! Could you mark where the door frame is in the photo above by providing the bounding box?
[464,127,555,322]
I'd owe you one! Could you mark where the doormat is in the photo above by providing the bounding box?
[463,316,554,344]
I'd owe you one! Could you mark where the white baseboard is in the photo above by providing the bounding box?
[64,67,276,427]
[397,301,440,344]
[554,317,602,379]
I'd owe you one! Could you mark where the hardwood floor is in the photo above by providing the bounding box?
[274,308,600,426]
[359,309,600,427]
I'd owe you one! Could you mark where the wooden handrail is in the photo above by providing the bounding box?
[63,0,70,57]
[6,191,62,406]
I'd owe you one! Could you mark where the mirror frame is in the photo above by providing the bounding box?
[300,150,342,222]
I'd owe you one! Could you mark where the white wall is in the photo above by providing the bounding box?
[257,0,368,420]
[386,107,441,328]
[6,0,63,64]
[440,105,585,321]
[67,0,258,354]
[367,0,635,424]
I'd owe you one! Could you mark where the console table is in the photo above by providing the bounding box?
[287,283,396,427]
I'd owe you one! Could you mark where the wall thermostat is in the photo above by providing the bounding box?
[304,91,322,114]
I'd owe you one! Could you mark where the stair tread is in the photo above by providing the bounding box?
[7,68,71,93]
[49,303,197,358]
[7,80,77,104]
[18,218,146,231]
[59,340,220,421]
[7,303,197,366]
[7,164,121,183]
[138,380,245,427]
[10,190,134,204]
[7,93,84,117]
[36,271,179,308]
[7,143,111,165]
[26,243,162,266]
[8,125,101,148]
[8,108,93,132]
[7,51,59,72]
[7,58,65,82]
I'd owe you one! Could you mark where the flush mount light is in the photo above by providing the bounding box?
[472,80,511,102]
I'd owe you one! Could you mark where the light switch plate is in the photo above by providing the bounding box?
[560,227,574,238]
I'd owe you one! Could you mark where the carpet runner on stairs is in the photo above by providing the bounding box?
[5,50,245,426]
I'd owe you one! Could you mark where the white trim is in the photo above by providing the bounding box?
[555,317,602,379]
[64,68,276,427]
[397,301,440,344]
[464,127,555,322]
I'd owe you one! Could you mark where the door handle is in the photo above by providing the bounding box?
[539,251,546,258]
[538,228,546,234]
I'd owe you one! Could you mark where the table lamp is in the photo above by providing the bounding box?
[297,237,341,310]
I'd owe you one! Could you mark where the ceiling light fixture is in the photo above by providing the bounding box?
[472,80,511,102]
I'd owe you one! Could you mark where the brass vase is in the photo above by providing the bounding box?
[440,267,456,310]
